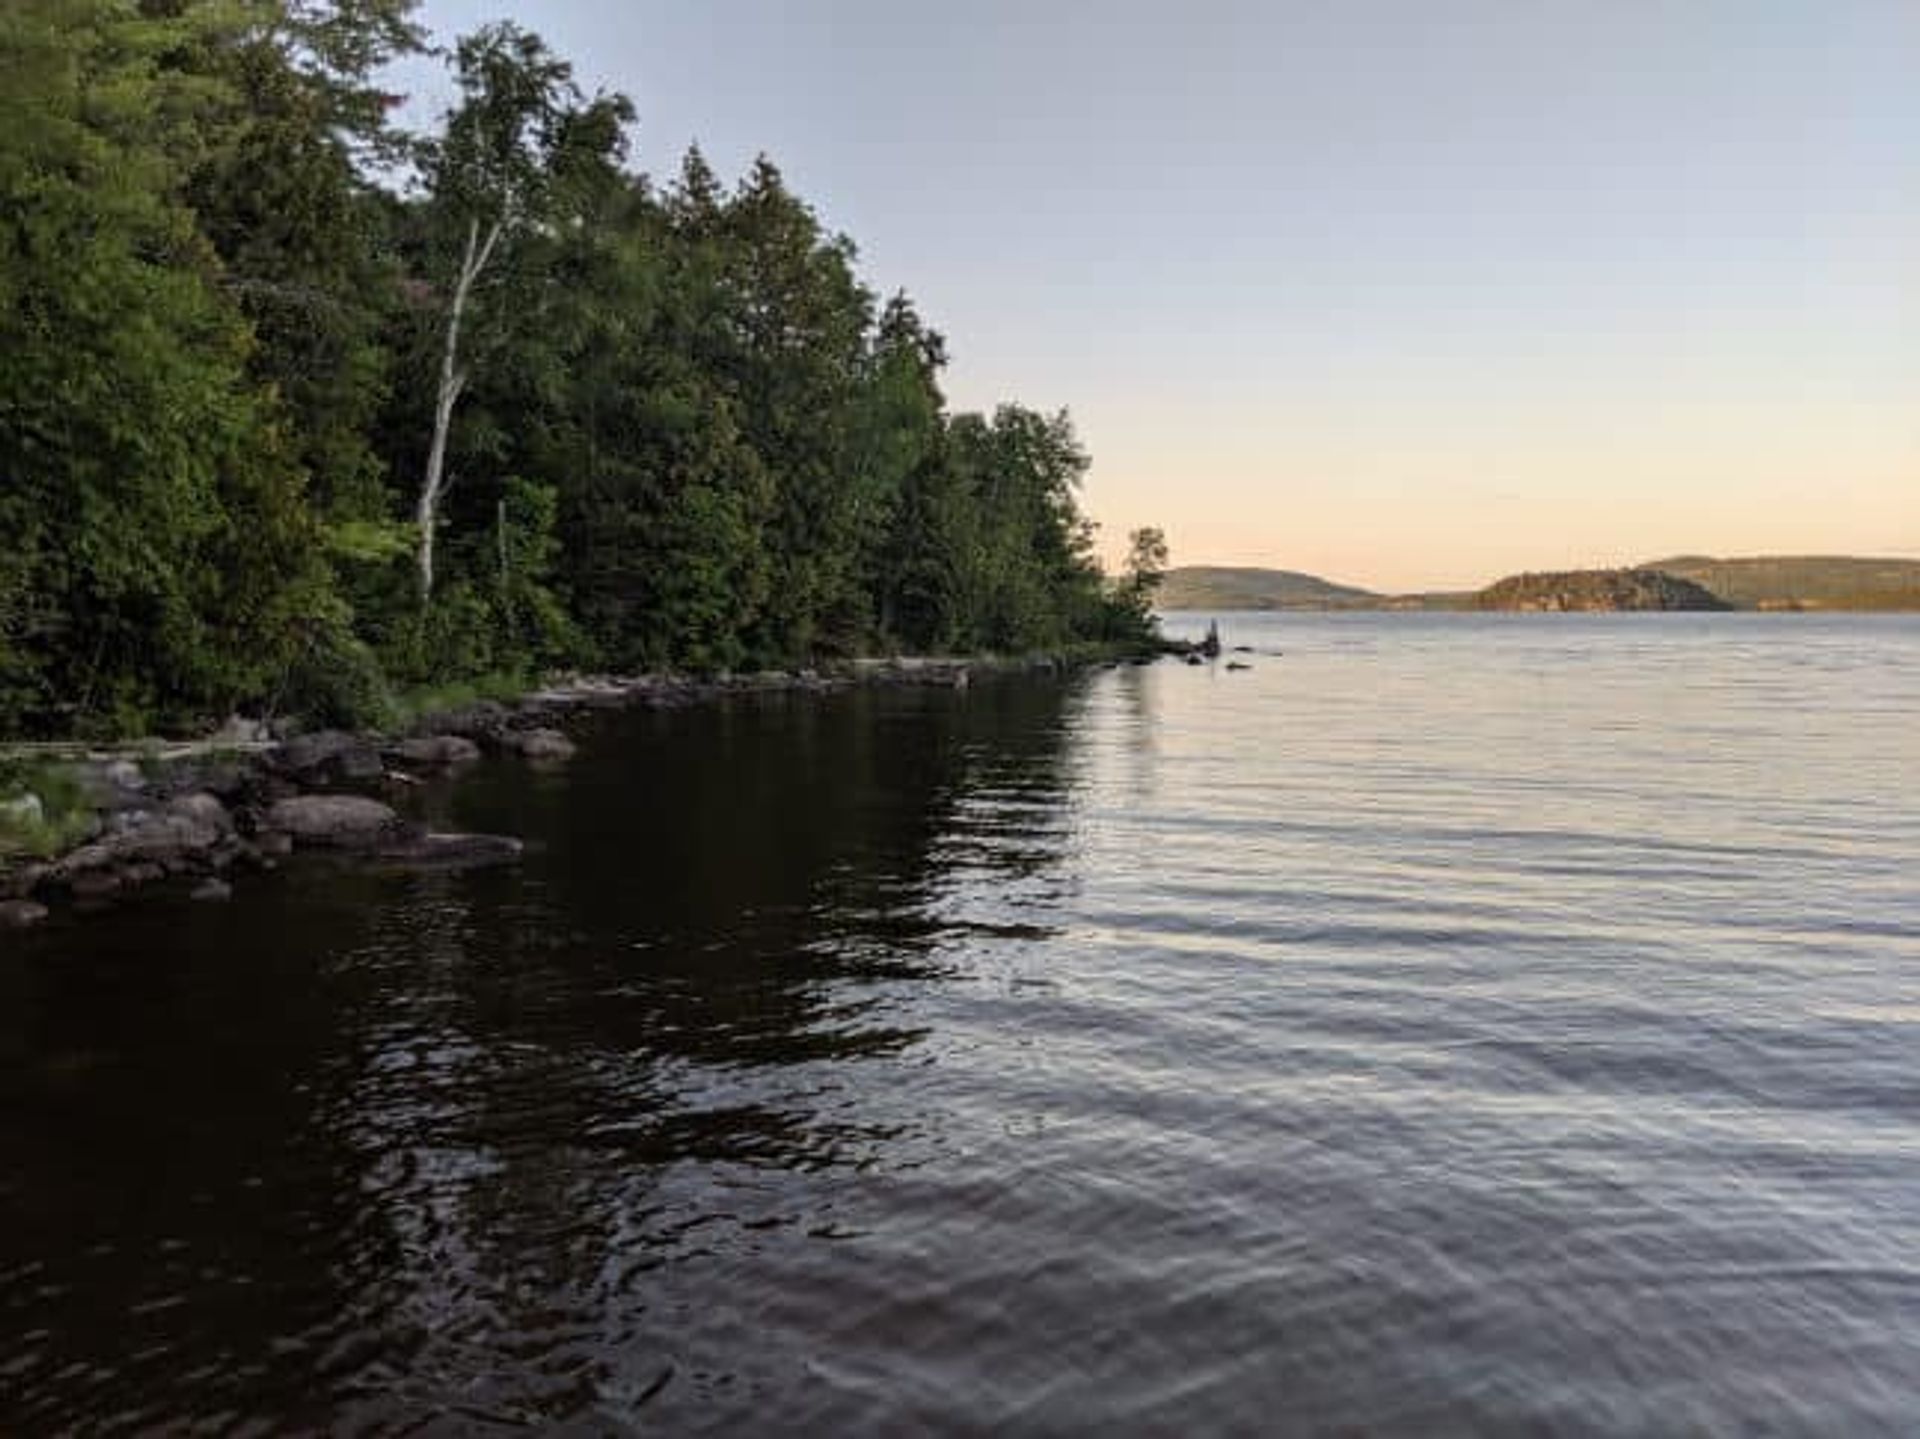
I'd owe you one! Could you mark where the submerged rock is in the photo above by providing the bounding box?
[190,878,233,902]
[376,832,524,871]
[509,728,577,761]
[263,795,405,849]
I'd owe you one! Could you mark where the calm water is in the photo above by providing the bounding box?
[5,614,1920,1434]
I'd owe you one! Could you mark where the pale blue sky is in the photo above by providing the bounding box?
[402,1,1919,590]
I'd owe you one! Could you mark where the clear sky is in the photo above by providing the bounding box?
[403,1,1919,591]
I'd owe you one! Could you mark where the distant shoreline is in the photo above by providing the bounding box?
[1159,556,1920,614]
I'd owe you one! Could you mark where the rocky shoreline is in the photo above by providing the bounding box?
[0,655,1103,931]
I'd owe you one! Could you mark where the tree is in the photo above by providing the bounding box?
[413,23,631,602]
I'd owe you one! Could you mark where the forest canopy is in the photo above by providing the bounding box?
[0,1,1161,739]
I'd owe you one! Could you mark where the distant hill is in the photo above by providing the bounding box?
[1475,568,1728,612]
[1639,555,1920,611]
[1158,566,1379,610]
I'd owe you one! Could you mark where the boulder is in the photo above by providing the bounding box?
[166,792,233,833]
[410,700,512,743]
[0,898,49,930]
[389,735,482,768]
[509,728,577,761]
[102,759,147,793]
[276,729,383,782]
[212,714,271,746]
[263,794,405,849]
[190,878,233,902]
[53,810,223,886]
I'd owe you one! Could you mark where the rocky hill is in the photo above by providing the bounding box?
[1474,569,1729,612]
[1640,555,1920,611]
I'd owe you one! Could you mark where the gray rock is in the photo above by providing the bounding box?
[277,729,382,781]
[510,728,577,761]
[54,810,221,883]
[102,759,147,793]
[255,830,294,858]
[411,700,512,742]
[0,898,49,929]
[263,794,403,848]
[390,735,483,768]
[212,714,271,746]
[0,896,51,930]
[67,869,122,900]
[166,792,233,833]
[190,878,233,902]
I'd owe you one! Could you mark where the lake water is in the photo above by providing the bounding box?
[5,613,1920,1433]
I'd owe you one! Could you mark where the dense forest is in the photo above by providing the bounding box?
[0,1,1164,740]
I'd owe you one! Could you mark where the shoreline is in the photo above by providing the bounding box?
[0,648,1164,932]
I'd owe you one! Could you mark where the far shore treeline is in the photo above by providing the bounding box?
[0,1,1167,741]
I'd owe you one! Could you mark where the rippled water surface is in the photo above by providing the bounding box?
[5,614,1920,1433]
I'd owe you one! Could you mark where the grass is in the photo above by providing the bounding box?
[385,671,537,730]
[0,760,98,861]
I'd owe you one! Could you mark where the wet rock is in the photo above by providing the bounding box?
[509,728,576,762]
[190,878,233,902]
[389,735,482,768]
[1226,661,1252,672]
[0,898,49,930]
[120,862,166,887]
[255,830,294,858]
[376,832,524,872]
[67,869,122,901]
[263,795,405,849]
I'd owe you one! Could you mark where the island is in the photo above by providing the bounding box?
[1471,569,1728,612]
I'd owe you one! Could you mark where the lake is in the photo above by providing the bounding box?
[4,613,1920,1433]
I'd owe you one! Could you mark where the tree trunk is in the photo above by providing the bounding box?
[417,216,502,604]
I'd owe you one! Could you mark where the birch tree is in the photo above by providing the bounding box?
[415,23,628,602]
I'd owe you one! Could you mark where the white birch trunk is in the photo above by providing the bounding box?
[417,216,503,603]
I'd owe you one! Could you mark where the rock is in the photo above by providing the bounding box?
[0,792,45,827]
[411,700,512,743]
[509,728,576,761]
[212,714,271,746]
[276,729,382,782]
[255,830,294,858]
[53,810,222,885]
[119,862,165,887]
[389,735,482,768]
[190,878,233,902]
[376,832,524,872]
[264,794,405,849]
[103,758,147,792]
[67,869,122,901]
[0,899,49,930]
[1226,661,1252,672]
[166,792,233,833]
[1184,654,1205,666]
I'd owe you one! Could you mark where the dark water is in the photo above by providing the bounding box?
[5,614,1920,1434]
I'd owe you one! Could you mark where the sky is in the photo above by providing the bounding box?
[401,1,1920,592]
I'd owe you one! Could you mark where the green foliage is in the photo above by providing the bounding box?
[0,5,1163,741]
[0,760,96,859]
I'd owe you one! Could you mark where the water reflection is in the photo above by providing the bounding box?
[0,679,1087,1430]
